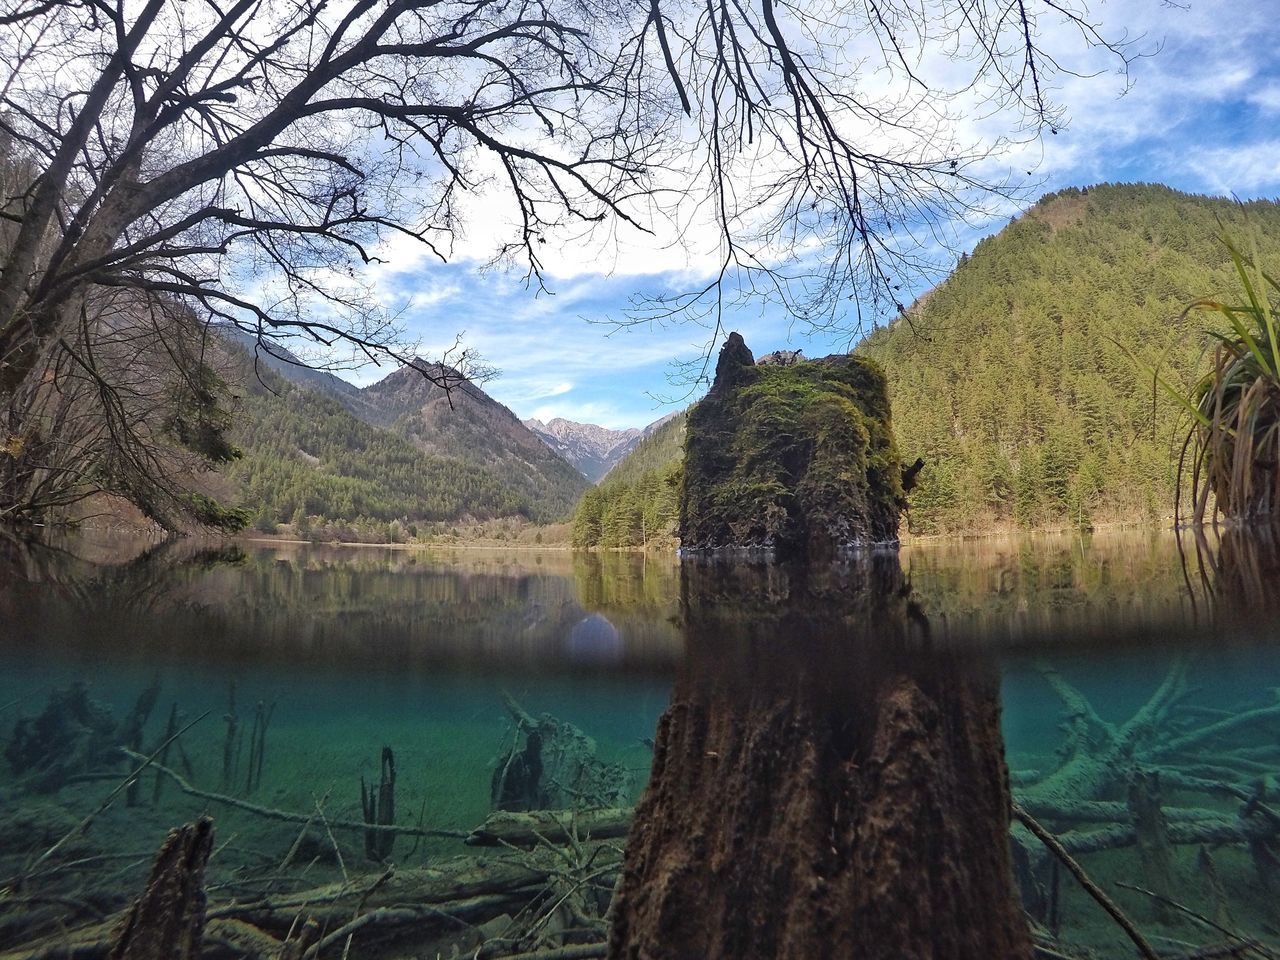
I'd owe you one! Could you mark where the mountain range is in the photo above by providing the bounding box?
[523,413,679,482]
[218,332,592,533]
[573,183,1280,539]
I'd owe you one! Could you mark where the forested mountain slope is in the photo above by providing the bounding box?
[359,365,590,518]
[220,345,588,535]
[571,184,1280,542]
[860,184,1280,532]
[572,411,686,548]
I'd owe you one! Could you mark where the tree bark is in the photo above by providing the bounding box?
[609,562,1031,960]
[107,816,213,960]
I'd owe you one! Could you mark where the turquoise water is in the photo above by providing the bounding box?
[1,531,1278,957]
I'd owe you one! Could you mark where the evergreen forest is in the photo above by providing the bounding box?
[575,184,1280,540]
[861,184,1280,532]
[571,413,686,548]
[225,360,562,540]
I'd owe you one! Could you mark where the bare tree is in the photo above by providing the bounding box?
[0,0,1139,526]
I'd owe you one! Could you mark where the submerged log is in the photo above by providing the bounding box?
[1127,770,1175,922]
[2,847,598,960]
[107,816,213,960]
[610,562,1032,960]
[467,808,634,847]
[1197,845,1236,930]
[361,746,396,862]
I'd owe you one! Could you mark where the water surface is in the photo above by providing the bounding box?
[1,529,1277,958]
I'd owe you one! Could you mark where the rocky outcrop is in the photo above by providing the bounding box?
[679,333,905,558]
[611,342,1030,958]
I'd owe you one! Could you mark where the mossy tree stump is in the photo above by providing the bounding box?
[680,333,905,558]
[611,335,1030,959]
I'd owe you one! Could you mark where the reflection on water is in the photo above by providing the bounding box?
[0,529,1277,958]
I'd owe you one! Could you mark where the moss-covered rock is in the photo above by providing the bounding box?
[679,333,904,557]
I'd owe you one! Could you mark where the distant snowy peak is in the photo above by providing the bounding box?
[524,415,672,483]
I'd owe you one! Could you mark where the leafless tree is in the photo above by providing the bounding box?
[0,0,1140,526]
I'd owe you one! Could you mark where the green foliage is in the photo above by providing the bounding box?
[180,492,251,532]
[571,415,685,549]
[164,362,242,465]
[224,364,547,535]
[681,349,903,553]
[1179,230,1280,522]
[859,183,1280,532]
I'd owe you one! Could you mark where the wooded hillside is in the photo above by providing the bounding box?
[860,184,1280,532]
[572,413,686,548]
[224,354,575,539]
[575,185,1280,540]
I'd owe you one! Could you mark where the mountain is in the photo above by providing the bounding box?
[572,411,687,548]
[217,327,383,420]
[572,184,1280,542]
[523,418,641,482]
[524,413,680,482]
[218,337,590,533]
[359,364,590,519]
[594,412,685,489]
[858,183,1280,533]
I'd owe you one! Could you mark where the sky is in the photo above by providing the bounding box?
[335,0,1280,431]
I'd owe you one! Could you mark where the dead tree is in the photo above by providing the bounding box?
[108,817,214,960]
[0,0,1141,525]
[610,561,1032,959]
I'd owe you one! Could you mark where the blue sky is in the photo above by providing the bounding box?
[345,1,1280,431]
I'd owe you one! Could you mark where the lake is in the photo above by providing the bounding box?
[1,528,1277,958]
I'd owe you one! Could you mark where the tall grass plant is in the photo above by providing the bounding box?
[1176,231,1280,525]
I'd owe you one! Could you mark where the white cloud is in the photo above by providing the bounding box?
[1182,140,1280,194]
[1249,85,1280,115]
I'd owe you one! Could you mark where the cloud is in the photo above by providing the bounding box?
[1182,140,1280,195]
[303,1,1280,428]
[1248,85,1280,115]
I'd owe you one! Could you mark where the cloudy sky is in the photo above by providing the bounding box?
[345,0,1280,431]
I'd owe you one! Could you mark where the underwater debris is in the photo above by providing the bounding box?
[361,746,397,862]
[221,681,239,791]
[219,684,275,797]
[466,808,633,847]
[243,699,274,795]
[1128,770,1176,922]
[1198,845,1236,929]
[1012,659,1280,942]
[121,676,161,807]
[491,694,631,813]
[151,701,196,805]
[492,728,543,812]
[108,817,213,960]
[4,682,118,793]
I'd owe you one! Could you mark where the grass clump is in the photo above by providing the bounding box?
[1179,231,1280,525]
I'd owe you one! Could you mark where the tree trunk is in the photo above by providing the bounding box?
[609,562,1031,960]
[108,816,214,960]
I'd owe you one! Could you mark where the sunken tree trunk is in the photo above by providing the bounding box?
[609,563,1031,960]
[610,334,1030,959]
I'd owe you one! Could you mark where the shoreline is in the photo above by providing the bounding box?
[232,518,1180,553]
